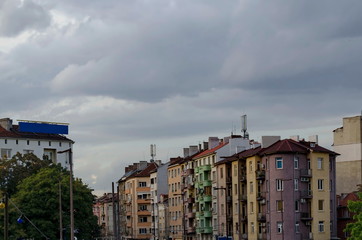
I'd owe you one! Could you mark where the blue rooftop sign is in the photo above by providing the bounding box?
[19,121,69,135]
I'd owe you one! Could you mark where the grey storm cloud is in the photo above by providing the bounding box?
[0,0,51,37]
[1,0,362,192]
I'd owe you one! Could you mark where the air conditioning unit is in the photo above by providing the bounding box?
[305,222,311,226]
[301,177,309,182]
[301,198,306,204]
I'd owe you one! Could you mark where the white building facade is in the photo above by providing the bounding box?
[0,118,74,168]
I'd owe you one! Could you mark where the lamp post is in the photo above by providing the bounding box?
[58,148,74,240]
[213,187,228,240]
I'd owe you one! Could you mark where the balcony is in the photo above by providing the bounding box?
[204,210,212,218]
[240,194,247,202]
[204,195,212,202]
[187,227,196,233]
[187,212,196,219]
[195,167,199,173]
[257,213,266,222]
[256,170,265,180]
[199,165,211,172]
[240,171,247,182]
[300,190,313,199]
[187,183,194,189]
[185,168,194,176]
[300,169,312,178]
[187,197,195,204]
[203,180,212,187]
[257,192,265,201]
[300,212,313,221]
[226,176,232,184]
[196,227,204,234]
[137,199,151,204]
[240,215,247,222]
[137,210,151,216]
[204,226,213,233]
[257,233,265,240]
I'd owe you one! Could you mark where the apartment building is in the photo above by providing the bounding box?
[168,157,185,240]
[158,194,169,240]
[333,115,362,194]
[238,137,339,240]
[0,118,74,168]
[181,145,200,240]
[93,193,117,237]
[121,162,158,239]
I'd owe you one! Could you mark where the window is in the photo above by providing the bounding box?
[318,221,324,232]
[277,200,283,212]
[250,182,253,193]
[249,161,252,172]
[16,139,18,144]
[295,200,300,212]
[139,182,147,187]
[234,184,237,195]
[250,202,254,213]
[212,171,216,181]
[59,142,62,147]
[49,141,51,146]
[294,179,298,191]
[23,150,34,154]
[139,205,147,211]
[139,228,147,234]
[318,179,324,190]
[139,216,148,222]
[1,149,11,159]
[27,140,30,145]
[318,200,324,211]
[234,165,237,176]
[220,168,223,178]
[277,222,283,233]
[251,222,255,233]
[4,139,7,144]
[38,141,41,146]
[295,222,300,233]
[276,179,283,191]
[317,158,323,169]
[276,157,283,169]
[294,156,299,169]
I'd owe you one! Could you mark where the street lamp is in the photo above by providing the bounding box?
[213,187,228,240]
[58,148,74,240]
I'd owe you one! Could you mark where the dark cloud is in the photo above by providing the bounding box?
[0,0,51,37]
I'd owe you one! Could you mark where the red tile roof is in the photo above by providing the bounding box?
[192,142,228,159]
[134,162,159,178]
[259,139,309,155]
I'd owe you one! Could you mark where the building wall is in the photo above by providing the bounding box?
[168,163,183,240]
[333,116,362,194]
[0,138,73,168]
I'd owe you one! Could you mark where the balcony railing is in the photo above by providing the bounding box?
[300,212,313,221]
[300,169,312,177]
[300,190,313,199]
[256,170,265,180]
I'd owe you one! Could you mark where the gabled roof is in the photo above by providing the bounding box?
[297,140,338,155]
[0,125,73,142]
[216,146,263,166]
[134,162,159,178]
[192,142,228,159]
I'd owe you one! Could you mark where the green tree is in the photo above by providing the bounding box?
[0,152,52,196]
[10,165,99,240]
[345,192,362,240]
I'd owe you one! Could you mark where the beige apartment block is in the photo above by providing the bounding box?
[333,115,362,194]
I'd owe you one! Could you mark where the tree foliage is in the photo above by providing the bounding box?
[0,153,52,196]
[9,166,100,240]
[345,192,362,240]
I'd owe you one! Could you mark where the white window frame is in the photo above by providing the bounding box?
[317,158,323,169]
[294,156,299,169]
[318,221,324,232]
[277,222,283,233]
[276,157,283,169]
[276,179,284,191]
[294,179,298,191]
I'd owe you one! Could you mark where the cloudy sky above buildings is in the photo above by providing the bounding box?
[1,0,361,194]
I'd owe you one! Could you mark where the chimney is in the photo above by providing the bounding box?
[261,136,281,148]
[183,148,190,158]
[155,160,162,166]
[203,142,209,150]
[0,118,12,131]
[189,145,199,156]
[208,137,219,149]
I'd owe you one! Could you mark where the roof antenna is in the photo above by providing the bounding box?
[241,114,249,139]
[150,144,156,162]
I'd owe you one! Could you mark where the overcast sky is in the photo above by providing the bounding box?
[1,0,361,194]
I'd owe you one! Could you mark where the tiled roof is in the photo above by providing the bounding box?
[259,139,309,155]
[192,142,228,159]
[297,140,338,155]
[215,146,263,165]
[135,162,159,177]
[0,125,73,142]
